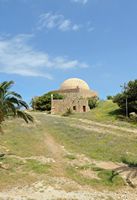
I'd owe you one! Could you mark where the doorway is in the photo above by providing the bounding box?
[83,106,86,112]
[73,106,76,111]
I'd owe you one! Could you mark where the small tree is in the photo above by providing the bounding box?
[88,96,99,109]
[107,95,113,100]
[113,79,137,115]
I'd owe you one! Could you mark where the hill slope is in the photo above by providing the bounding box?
[0,104,137,199]
[72,100,137,128]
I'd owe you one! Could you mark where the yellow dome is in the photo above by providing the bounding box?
[60,78,90,90]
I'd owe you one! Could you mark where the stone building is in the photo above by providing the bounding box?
[51,78,97,114]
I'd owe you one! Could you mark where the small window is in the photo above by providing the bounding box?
[73,106,76,111]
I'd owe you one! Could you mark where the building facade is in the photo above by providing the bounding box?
[51,78,97,114]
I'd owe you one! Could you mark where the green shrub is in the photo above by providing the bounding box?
[107,96,113,100]
[113,79,137,115]
[62,108,73,117]
[88,97,99,109]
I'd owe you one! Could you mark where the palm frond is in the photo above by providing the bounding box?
[16,110,34,123]
[0,81,14,91]
[18,100,29,109]
[5,91,22,99]
[4,101,16,116]
[5,97,20,106]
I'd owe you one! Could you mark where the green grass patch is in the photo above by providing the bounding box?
[72,100,120,122]
[121,156,137,167]
[0,119,49,157]
[0,156,51,190]
[24,159,51,174]
[66,166,124,189]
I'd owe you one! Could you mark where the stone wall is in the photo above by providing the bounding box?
[51,97,90,114]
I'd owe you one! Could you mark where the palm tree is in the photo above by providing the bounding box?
[0,81,33,131]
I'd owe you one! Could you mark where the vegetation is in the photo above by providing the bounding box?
[72,100,120,122]
[0,116,50,189]
[113,79,137,115]
[88,96,99,109]
[0,81,33,132]
[0,114,129,189]
[66,166,124,189]
[107,96,113,100]
[31,92,63,111]
[72,100,137,127]
[1,108,137,189]
[62,108,73,117]
[40,113,137,163]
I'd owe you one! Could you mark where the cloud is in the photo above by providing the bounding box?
[86,22,95,32]
[71,0,88,5]
[37,12,81,32]
[0,34,88,79]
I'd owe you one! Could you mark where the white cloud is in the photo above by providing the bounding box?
[71,0,88,5]
[0,34,88,79]
[37,12,81,32]
[86,22,95,32]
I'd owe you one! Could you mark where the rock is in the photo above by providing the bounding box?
[0,163,11,170]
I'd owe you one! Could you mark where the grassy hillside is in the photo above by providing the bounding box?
[0,103,137,190]
[72,100,120,122]
[72,100,137,127]
[0,118,51,189]
[42,114,137,163]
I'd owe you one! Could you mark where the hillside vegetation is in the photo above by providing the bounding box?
[73,100,119,122]
[72,100,137,128]
[0,101,137,199]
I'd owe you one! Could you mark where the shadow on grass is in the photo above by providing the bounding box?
[108,109,126,120]
[114,158,137,188]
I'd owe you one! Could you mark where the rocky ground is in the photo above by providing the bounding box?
[0,179,137,200]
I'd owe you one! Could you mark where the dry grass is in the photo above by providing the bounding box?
[0,104,137,190]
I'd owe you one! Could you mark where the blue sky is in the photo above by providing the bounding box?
[0,0,137,102]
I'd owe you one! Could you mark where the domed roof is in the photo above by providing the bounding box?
[60,78,90,90]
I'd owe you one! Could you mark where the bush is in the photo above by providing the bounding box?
[107,95,113,100]
[88,97,99,109]
[62,108,73,117]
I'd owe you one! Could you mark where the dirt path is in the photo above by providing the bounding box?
[43,129,123,172]
[0,141,137,199]
[44,133,67,176]
[78,118,137,134]
[49,114,137,134]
